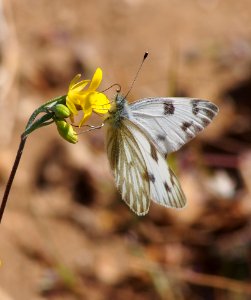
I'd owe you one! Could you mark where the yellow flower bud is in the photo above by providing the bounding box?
[56,120,78,144]
[53,104,71,119]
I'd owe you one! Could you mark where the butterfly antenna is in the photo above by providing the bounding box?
[102,83,121,93]
[124,51,149,99]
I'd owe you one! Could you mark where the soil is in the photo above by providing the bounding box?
[1,0,251,299]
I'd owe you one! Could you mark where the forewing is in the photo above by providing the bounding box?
[106,120,150,215]
[130,97,219,156]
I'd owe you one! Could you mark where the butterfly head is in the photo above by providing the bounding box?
[105,93,132,128]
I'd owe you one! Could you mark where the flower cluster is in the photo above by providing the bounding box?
[66,68,110,127]
[51,67,110,143]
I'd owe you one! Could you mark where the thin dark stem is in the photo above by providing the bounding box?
[0,95,66,223]
[0,135,27,223]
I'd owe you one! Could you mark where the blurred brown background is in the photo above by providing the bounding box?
[1,0,251,299]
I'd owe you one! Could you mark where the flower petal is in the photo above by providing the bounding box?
[78,97,92,127]
[90,92,111,114]
[66,96,78,115]
[88,68,102,91]
[72,80,90,93]
[69,74,81,89]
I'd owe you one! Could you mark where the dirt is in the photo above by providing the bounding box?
[1,0,251,299]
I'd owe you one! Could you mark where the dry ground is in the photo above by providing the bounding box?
[1,0,251,299]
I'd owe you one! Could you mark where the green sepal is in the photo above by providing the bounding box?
[56,120,78,144]
[51,104,71,119]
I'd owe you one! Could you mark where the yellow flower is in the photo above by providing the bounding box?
[66,68,111,126]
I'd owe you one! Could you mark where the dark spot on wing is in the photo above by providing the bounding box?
[181,121,192,132]
[193,123,202,133]
[164,101,175,115]
[150,144,158,162]
[143,170,155,183]
[201,117,210,127]
[164,181,171,193]
[201,108,215,120]
[181,121,193,138]
[143,171,149,182]
[205,102,218,112]
[170,171,175,186]
[192,100,200,115]
[157,134,166,141]
[148,172,156,183]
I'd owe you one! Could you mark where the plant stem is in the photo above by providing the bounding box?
[0,95,66,223]
[0,134,27,223]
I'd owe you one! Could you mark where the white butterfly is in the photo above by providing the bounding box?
[105,94,219,216]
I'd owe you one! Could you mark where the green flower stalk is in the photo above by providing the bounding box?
[0,68,110,223]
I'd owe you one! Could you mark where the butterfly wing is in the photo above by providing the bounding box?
[106,118,186,215]
[130,98,219,156]
[106,119,150,215]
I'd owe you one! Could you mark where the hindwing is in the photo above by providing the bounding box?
[106,119,186,215]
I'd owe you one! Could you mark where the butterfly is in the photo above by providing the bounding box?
[105,94,219,215]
